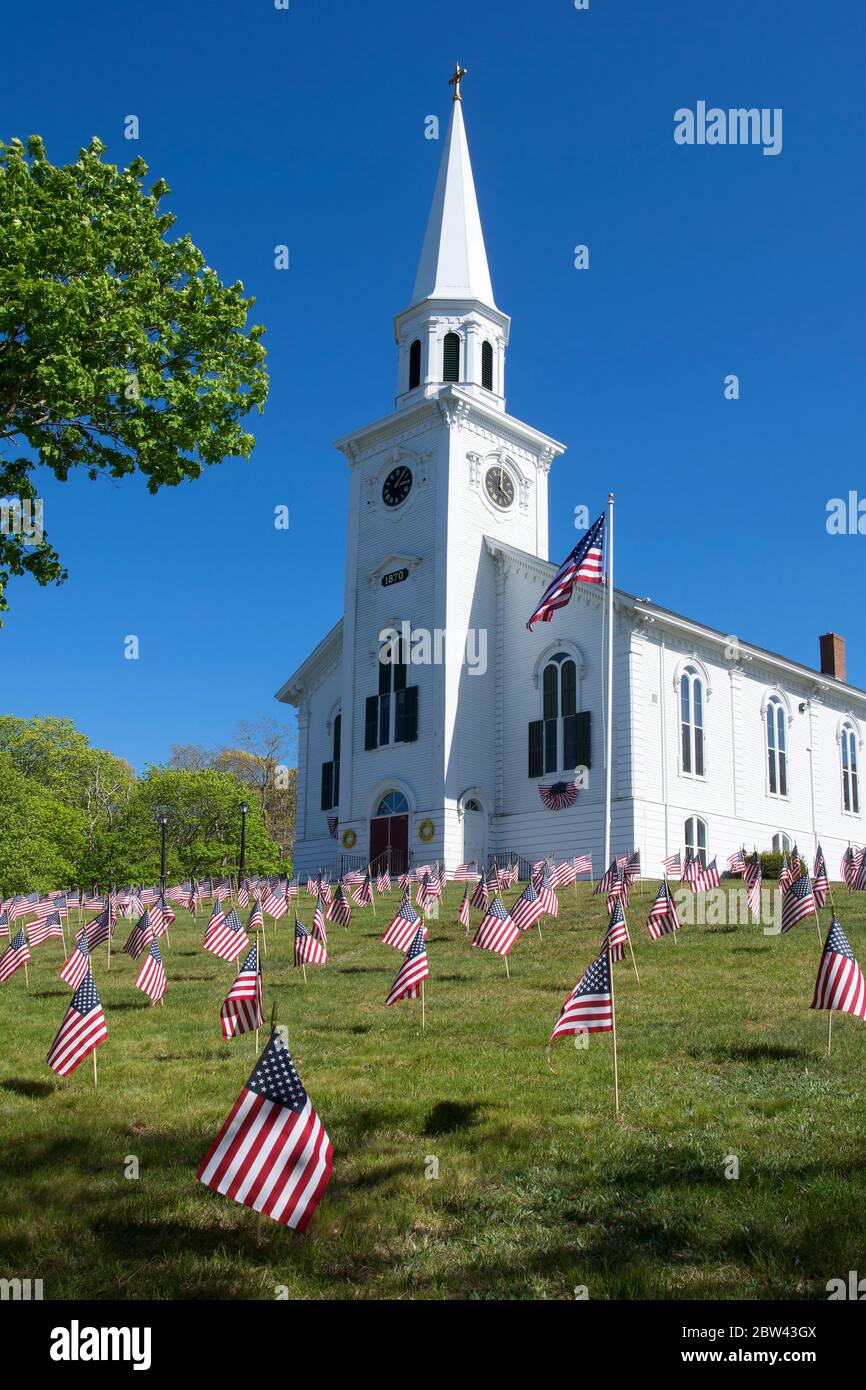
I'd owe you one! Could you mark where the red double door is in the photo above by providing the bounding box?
[369,815,409,874]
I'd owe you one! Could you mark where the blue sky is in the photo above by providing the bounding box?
[2,0,864,770]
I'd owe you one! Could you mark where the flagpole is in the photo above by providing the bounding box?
[421,980,426,1029]
[609,941,619,1115]
[603,493,614,872]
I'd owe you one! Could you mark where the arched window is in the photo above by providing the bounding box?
[680,665,705,776]
[408,339,421,390]
[542,652,577,773]
[772,832,792,854]
[841,722,860,814]
[376,790,409,817]
[685,816,708,867]
[443,332,460,383]
[464,797,482,812]
[481,340,494,391]
[766,695,787,797]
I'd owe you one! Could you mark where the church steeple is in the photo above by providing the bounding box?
[394,67,510,412]
[411,85,496,310]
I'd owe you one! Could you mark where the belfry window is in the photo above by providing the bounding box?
[443,332,460,383]
[408,339,421,390]
[481,340,494,391]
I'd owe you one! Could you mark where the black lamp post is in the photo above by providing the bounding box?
[239,802,249,889]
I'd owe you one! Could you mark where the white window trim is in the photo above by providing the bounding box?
[838,717,862,818]
[763,692,790,802]
[536,648,584,777]
[674,659,709,782]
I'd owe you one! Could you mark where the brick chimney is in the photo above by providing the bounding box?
[819,632,846,683]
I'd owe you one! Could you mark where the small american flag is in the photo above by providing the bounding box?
[248,898,264,932]
[841,846,858,889]
[604,898,629,962]
[647,880,680,939]
[327,815,338,839]
[136,937,167,1004]
[780,872,815,934]
[549,950,613,1044]
[458,887,470,930]
[28,909,63,947]
[60,935,91,989]
[203,906,249,962]
[745,853,762,915]
[854,848,866,894]
[352,870,373,907]
[779,855,793,896]
[511,878,545,931]
[47,971,108,1076]
[573,853,592,876]
[594,861,617,896]
[452,863,479,882]
[727,849,746,876]
[662,850,682,878]
[328,883,351,928]
[220,944,264,1038]
[197,1028,333,1231]
[0,907,9,939]
[470,872,489,910]
[261,884,287,919]
[812,917,866,1020]
[693,857,720,893]
[472,895,519,957]
[550,860,576,888]
[124,910,154,960]
[294,918,328,966]
[376,868,392,894]
[526,511,605,629]
[0,929,31,983]
[533,864,559,917]
[382,894,424,951]
[386,925,429,1006]
[311,894,328,948]
[813,846,829,908]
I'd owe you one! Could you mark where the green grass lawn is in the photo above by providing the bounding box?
[1,881,865,1301]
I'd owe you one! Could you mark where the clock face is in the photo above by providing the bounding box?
[382,465,413,508]
[484,465,515,510]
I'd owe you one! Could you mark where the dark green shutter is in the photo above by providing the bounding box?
[544,718,558,774]
[563,713,577,770]
[364,696,378,750]
[574,710,591,769]
[528,720,543,778]
[409,339,421,389]
[396,685,418,743]
[320,761,333,810]
[481,340,493,390]
[379,693,391,746]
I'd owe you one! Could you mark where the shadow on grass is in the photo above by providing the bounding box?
[689,1043,813,1064]
[1,1078,57,1098]
[423,1100,486,1136]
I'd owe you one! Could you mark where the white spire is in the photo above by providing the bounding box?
[411,98,496,309]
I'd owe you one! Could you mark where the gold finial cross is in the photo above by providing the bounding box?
[448,61,468,102]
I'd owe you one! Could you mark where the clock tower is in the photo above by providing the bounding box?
[328,70,566,869]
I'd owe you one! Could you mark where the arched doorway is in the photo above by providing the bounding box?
[461,797,487,872]
[370,790,410,874]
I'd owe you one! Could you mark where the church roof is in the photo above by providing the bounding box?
[410,97,496,309]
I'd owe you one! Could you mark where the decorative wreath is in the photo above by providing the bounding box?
[418,819,435,843]
[341,829,357,849]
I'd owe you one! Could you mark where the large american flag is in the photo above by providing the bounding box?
[0,929,31,983]
[203,906,249,962]
[647,880,680,940]
[381,894,424,951]
[812,918,866,1020]
[472,895,519,957]
[526,510,605,629]
[386,925,429,1006]
[549,950,613,1044]
[135,937,167,1004]
[197,1028,333,1231]
[780,873,815,934]
[220,944,264,1039]
[47,971,108,1076]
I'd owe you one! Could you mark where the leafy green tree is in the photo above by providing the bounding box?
[0,135,268,618]
[88,767,281,885]
[0,751,84,895]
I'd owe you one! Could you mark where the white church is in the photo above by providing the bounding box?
[277,75,864,882]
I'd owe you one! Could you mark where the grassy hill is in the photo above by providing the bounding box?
[1,880,864,1300]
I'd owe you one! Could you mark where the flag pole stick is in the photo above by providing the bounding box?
[537,920,543,944]
[421,980,426,1029]
[24,959,29,989]
[302,961,307,985]
[626,927,640,984]
[504,953,510,980]
[609,941,619,1115]
[92,1048,97,1088]
[603,492,614,874]
[828,1010,833,1057]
